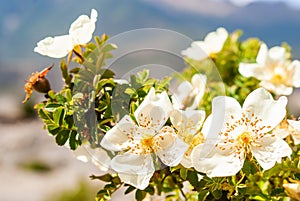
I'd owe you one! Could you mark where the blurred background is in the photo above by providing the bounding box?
[0,0,300,200]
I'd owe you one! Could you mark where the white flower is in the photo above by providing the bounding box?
[172,73,207,110]
[34,9,98,58]
[192,88,291,177]
[170,109,207,168]
[239,43,300,95]
[273,119,300,145]
[283,181,300,201]
[181,27,228,60]
[100,88,188,190]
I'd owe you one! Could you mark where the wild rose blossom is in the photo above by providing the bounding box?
[273,119,300,145]
[170,109,209,168]
[239,43,300,95]
[172,73,207,110]
[34,9,98,58]
[100,88,188,189]
[181,27,228,60]
[192,88,292,177]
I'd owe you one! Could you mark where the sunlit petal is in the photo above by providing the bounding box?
[111,153,155,190]
[181,41,208,61]
[69,9,98,44]
[287,120,300,145]
[192,143,244,177]
[243,88,287,131]
[155,127,188,166]
[100,115,136,151]
[34,35,73,58]
[251,135,292,170]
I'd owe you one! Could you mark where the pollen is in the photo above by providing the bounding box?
[271,74,284,84]
[237,131,251,145]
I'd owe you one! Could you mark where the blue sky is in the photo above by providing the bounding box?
[225,0,300,8]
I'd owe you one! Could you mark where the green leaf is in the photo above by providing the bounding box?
[96,174,113,182]
[187,170,199,188]
[124,186,136,195]
[180,168,188,180]
[69,130,80,150]
[102,43,117,52]
[135,190,147,201]
[55,129,70,145]
[212,190,222,199]
[53,107,65,126]
[198,190,209,201]
[45,103,62,112]
[136,69,149,83]
[144,185,155,195]
[38,109,50,120]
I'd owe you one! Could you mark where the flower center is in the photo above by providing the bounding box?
[237,131,251,146]
[141,136,154,150]
[184,132,205,156]
[271,74,284,84]
[132,135,156,155]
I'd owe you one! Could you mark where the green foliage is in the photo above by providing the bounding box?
[50,181,97,201]
[33,29,298,201]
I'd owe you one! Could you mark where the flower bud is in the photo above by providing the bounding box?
[33,77,51,93]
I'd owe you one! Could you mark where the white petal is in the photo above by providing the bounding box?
[191,143,244,177]
[170,109,205,135]
[260,81,293,96]
[191,74,207,89]
[87,147,112,171]
[207,96,242,140]
[238,63,267,80]
[69,9,98,44]
[251,135,292,170]
[181,41,208,60]
[34,35,73,58]
[180,154,193,168]
[190,74,207,109]
[256,43,268,64]
[201,115,212,138]
[204,27,228,54]
[172,80,193,109]
[135,88,173,131]
[287,120,300,145]
[288,60,300,87]
[100,115,136,151]
[268,46,286,64]
[243,88,287,131]
[111,153,155,190]
[155,127,188,166]
[272,125,290,139]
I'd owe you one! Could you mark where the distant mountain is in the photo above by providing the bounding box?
[0,0,300,92]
